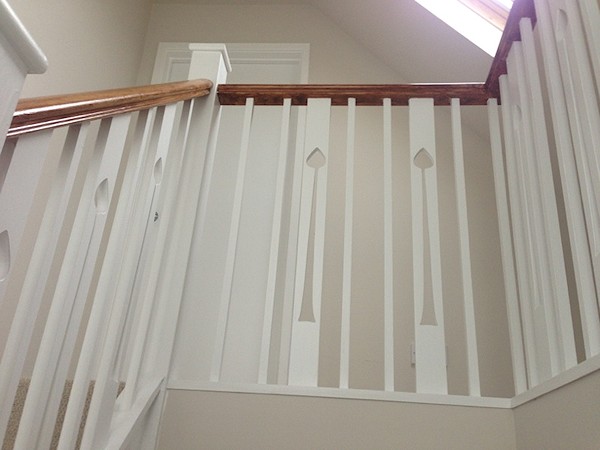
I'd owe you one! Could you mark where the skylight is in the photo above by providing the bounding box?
[415,0,513,56]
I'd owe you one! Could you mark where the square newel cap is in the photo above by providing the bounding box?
[188,44,232,73]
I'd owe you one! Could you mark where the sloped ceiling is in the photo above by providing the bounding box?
[153,0,493,83]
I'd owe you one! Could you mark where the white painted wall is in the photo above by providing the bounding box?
[514,370,600,449]
[139,2,513,399]
[8,0,153,97]
[157,390,517,450]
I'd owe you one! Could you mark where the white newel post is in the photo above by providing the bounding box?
[0,0,47,149]
[130,44,231,449]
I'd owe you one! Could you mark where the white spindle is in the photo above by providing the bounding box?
[383,98,395,392]
[120,104,183,408]
[258,98,292,384]
[211,98,255,382]
[488,98,528,394]
[14,114,131,450]
[578,0,600,94]
[57,109,158,450]
[278,107,307,384]
[513,40,576,373]
[451,98,480,396]
[81,99,193,450]
[339,98,356,390]
[534,0,600,357]
[0,130,53,303]
[549,0,600,312]
[409,98,447,394]
[288,98,331,387]
[0,126,86,444]
[499,75,540,387]
[519,17,577,370]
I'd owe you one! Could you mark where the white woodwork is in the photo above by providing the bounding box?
[0,126,85,444]
[339,98,356,390]
[547,0,600,312]
[451,99,480,396]
[499,75,542,387]
[278,108,307,384]
[578,0,600,95]
[507,44,563,378]
[288,98,331,387]
[56,111,156,450]
[0,0,47,149]
[409,98,447,395]
[516,21,577,370]
[259,99,292,383]
[383,98,395,392]
[14,114,131,450]
[534,0,600,357]
[210,98,255,382]
[0,130,53,304]
[487,99,528,394]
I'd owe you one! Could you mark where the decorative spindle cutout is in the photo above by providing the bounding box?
[95,178,109,214]
[154,157,163,185]
[415,147,437,326]
[298,147,326,323]
[306,147,326,169]
[414,147,434,170]
[556,9,568,41]
[0,230,10,282]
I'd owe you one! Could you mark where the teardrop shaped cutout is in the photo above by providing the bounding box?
[0,230,11,282]
[306,147,326,169]
[154,158,163,185]
[414,148,434,170]
[95,178,109,214]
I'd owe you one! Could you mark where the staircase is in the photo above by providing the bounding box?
[1,0,600,448]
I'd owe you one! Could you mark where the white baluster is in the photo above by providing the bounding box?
[488,98,528,394]
[410,98,447,395]
[549,0,600,292]
[451,98,480,396]
[0,130,53,304]
[288,98,331,387]
[278,107,307,384]
[258,99,292,384]
[340,98,356,390]
[383,98,395,392]
[14,114,131,450]
[56,109,158,450]
[210,98,254,382]
[520,17,579,370]
[0,126,84,444]
[499,75,540,387]
[534,0,600,357]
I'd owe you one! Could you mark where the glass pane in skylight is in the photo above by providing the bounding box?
[415,0,505,56]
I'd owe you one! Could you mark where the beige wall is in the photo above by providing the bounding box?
[158,390,517,450]
[9,0,153,97]
[514,370,600,449]
[138,3,404,84]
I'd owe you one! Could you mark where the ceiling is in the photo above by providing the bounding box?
[153,0,494,83]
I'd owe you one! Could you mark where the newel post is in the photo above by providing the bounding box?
[135,44,231,448]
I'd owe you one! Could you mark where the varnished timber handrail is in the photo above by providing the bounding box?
[485,0,536,97]
[218,83,490,106]
[8,79,213,138]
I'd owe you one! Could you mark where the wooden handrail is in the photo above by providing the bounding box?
[485,0,536,97]
[218,83,490,106]
[8,79,212,138]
